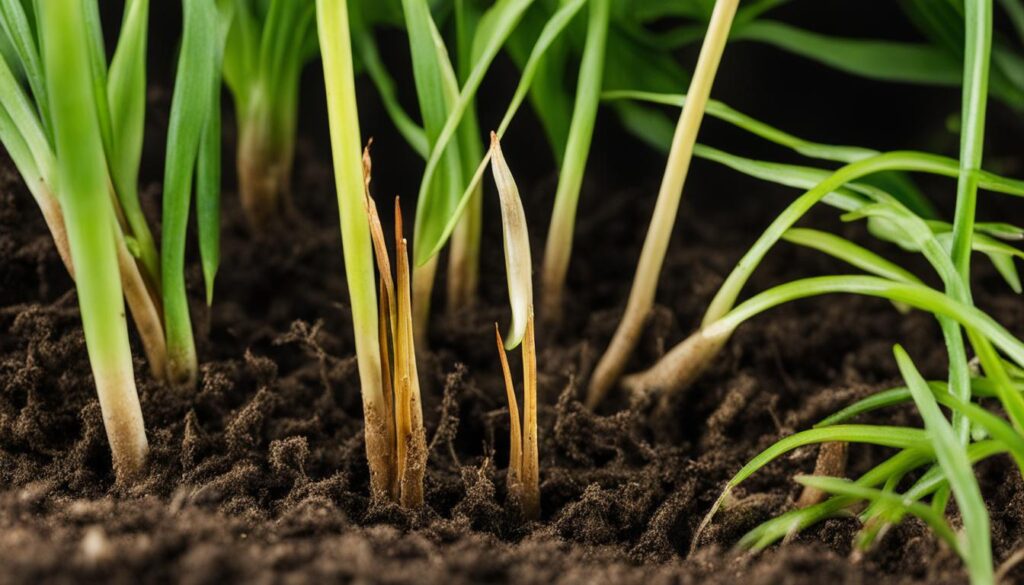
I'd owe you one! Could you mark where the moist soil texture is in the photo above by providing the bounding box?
[3,138,1023,585]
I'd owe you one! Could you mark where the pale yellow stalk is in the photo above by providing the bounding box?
[587,0,740,408]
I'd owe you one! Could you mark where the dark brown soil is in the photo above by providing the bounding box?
[4,134,1024,585]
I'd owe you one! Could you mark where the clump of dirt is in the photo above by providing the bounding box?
[1,139,1021,584]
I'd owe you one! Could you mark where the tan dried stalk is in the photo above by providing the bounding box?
[363,145,426,507]
[494,312,540,521]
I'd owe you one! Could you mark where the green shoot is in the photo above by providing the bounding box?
[587,0,739,408]
[224,0,317,228]
[737,442,1006,551]
[623,275,1024,395]
[409,0,533,267]
[405,0,586,264]
[161,0,221,388]
[490,133,539,520]
[41,0,148,481]
[398,0,464,346]
[0,0,170,382]
[691,424,931,554]
[894,345,992,585]
[538,0,610,324]
[793,475,962,556]
[317,0,388,501]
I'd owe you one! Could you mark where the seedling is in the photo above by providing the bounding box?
[36,0,148,481]
[0,0,167,382]
[317,0,390,501]
[223,0,318,228]
[162,0,230,387]
[588,0,740,407]
[490,133,540,520]
[539,0,611,324]
[0,0,229,475]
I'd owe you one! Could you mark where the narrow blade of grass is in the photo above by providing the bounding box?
[41,0,147,480]
[894,345,992,585]
[161,0,218,388]
[794,475,962,555]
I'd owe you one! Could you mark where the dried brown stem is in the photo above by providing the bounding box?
[796,441,849,508]
[495,324,523,497]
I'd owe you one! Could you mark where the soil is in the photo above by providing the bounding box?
[3,130,1024,585]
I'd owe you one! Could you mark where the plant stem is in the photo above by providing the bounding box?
[412,255,438,352]
[587,0,739,407]
[946,0,993,449]
[447,183,481,311]
[540,0,610,326]
[237,85,298,228]
[42,0,147,481]
[317,0,390,501]
[446,0,483,313]
[951,0,992,281]
[623,275,1024,396]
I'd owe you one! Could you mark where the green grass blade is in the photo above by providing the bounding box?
[106,0,159,286]
[316,0,386,483]
[739,441,1008,551]
[540,0,610,318]
[733,20,961,85]
[894,345,992,585]
[781,228,922,284]
[950,0,993,283]
[967,328,1024,432]
[0,36,52,181]
[197,1,233,307]
[506,8,572,163]
[604,90,937,218]
[602,89,877,164]
[696,425,930,552]
[349,0,428,156]
[414,0,584,262]
[411,0,533,266]
[815,379,1015,427]
[41,0,147,478]
[0,0,49,137]
[161,0,218,387]
[725,425,929,491]
[223,0,260,109]
[701,151,1024,326]
[794,475,962,555]
[402,0,465,268]
[715,275,1024,369]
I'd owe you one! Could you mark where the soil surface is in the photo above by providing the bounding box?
[3,130,1024,585]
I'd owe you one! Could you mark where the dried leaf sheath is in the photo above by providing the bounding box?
[491,311,540,520]
[520,310,539,520]
[396,224,426,508]
[495,324,523,494]
[362,146,425,507]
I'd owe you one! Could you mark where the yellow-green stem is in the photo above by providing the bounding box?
[317,0,389,500]
[587,0,739,407]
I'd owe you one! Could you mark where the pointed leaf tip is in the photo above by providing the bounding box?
[489,133,533,350]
